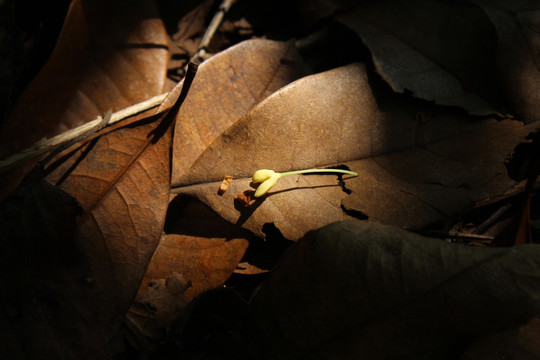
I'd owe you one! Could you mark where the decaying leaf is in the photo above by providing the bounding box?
[126,198,249,343]
[138,234,247,302]
[137,199,249,302]
[174,63,540,240]
[171,39,310,186]
[250,220,540,359]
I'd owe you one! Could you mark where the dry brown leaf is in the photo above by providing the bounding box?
[338,0,502,116]
[250,220,540,359]
[140,235,247,302]
[126,199,249,342]
[174,63,540,240]
[171,39,310,186]
[26,67,197,356]
[0,0,169,199]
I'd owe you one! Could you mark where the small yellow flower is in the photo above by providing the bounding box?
[251,167,358,197]
[252,169,277,183]
[253,171,280,197]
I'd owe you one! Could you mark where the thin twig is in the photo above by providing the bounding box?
[0,92,168,171]
[39,110,112,169]
[188,0,236,65]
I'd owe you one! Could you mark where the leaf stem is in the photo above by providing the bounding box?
[279,168,358,178]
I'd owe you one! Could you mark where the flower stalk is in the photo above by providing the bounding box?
[251,168,358,197]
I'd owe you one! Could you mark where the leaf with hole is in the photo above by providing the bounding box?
[174,63,540,240]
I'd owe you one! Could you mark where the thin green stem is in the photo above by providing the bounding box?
[279,168,358,178]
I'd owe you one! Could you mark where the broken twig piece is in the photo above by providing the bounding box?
[218,175,233,195]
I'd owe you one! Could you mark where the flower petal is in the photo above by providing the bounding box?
[254,173,280,197]
[252,169,277,183]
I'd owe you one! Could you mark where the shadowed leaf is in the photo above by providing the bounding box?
[471,0,540,123]
[338,0,502,116]
[250,220,540,359]
[0,169,104,359]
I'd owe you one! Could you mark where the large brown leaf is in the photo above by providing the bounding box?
[0,0,169,199]
[338,0,503,116]
[126,199,249,342]
[174,63,540,240]
[171,38,309,186]
[250,220,540,359]
[25,66,197,356]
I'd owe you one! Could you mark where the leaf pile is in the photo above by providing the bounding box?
[1,0,540,359]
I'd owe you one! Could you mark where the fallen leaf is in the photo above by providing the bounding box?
[31,66,197,355]
[139,234,247,301]
[0,0,169,199]
[138,199,249,302]
[471,0,540,123]
[250,220,540,359]
[174,63,540,240]
[125,198,249,343]
[338,0,503,116]
[171,38,310,186]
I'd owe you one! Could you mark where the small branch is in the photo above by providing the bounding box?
[189,0,236,65]
[0,92,168,171]
[40,110,112,169]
